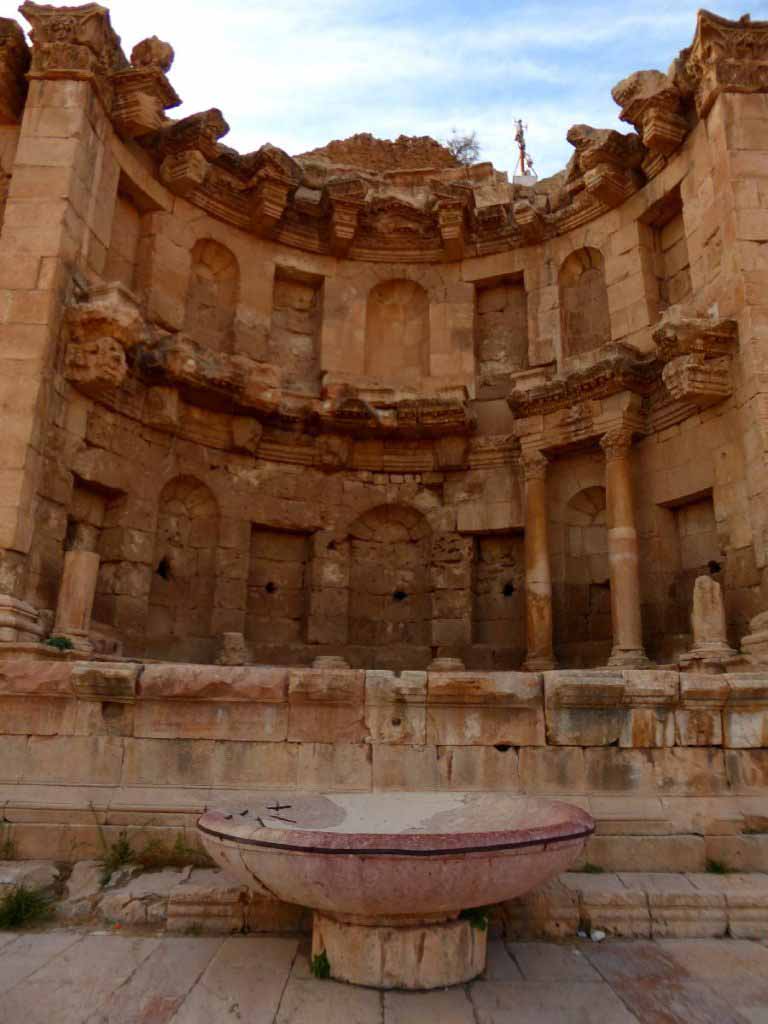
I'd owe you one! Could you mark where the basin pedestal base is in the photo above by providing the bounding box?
[311,911,487,990]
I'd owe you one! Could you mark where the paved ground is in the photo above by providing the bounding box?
[0,930,767,1023]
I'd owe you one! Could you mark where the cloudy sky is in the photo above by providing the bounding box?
[9,0,768,177]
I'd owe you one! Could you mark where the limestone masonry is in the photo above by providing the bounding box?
[0,3,765,872]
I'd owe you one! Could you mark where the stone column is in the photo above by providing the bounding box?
[53,526,101,653]
[600,428,648,667]
[522,451,556,671]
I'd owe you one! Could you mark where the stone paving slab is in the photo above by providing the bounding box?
[0,932,765,1022]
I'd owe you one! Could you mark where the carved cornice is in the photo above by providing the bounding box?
[564,124,646,208]
[654,311,737,407]
[20,1,127,108]
[612,70,688,156]
[508,344,658,418]
[111,36,180,139]
[681,10,768,117]
[0,19,30,124]
[151,109,230,197]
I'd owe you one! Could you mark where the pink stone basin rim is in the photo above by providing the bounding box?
[198,793,594,918]
[198,792,594,855]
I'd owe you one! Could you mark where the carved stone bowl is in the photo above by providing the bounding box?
[198,792,593,989]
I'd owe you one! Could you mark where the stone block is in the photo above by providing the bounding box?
[436,745,521,790]
[288,704,367,744]
[71,662,139,701]
[427,671,541,706]
[500,878,580,940]
[585,749,655,792]
[297,743,372,791]
[373,745,440,790]
[122,738,215,788]
[365,670,426,704]
[0,658,72,695]
[648,890,727,938]
[581,835,706,873]
[134,700,287,742]
[288,668,364,704]
[704,835,768,872]
[140,664,289,702]
[426,706,544,746]
[675,708,723,746]
[212,741,299,790]
[365,704,426,744]
[726,750,768,792]
[562,874,651,937]
[0,695,75,736]
[24,736,123,786]
[519,747,586,794]
[723,708,768,748]
[620,708,675,748]
[725,892,768,939]
[166,868,248,934]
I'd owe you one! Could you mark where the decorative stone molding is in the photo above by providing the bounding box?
[0,19,30,124]
[654,311,737,407]
[111,36,180,139]
[325,177,367,256]
[565,124,645,208]
[681,10,768,118]
[513,199,547,243]
[155,109,229,196]
[20,1,127,106]
[67,283,148,350]
[247,144,301,237]
[0,594,46,643]
[508,345,656,418]
[612,70,688,156]
[435,193,468,261]
[65,337,127,395]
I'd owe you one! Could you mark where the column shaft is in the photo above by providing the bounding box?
[601,430,648,667]
[522,453,556,671]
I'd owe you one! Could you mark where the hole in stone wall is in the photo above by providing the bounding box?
[156,557,172,581]
[392,590,408,602]
[708,560,722,575]
[265,581,278,594]
[502,581,516,597]
[391,717,402,727]
[327,540,337,551]
[494,744,512,753]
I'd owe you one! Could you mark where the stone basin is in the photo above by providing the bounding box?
[198,792,593,989]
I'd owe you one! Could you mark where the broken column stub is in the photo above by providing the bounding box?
[681,575,738,670]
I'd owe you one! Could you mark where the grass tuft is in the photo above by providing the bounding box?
[705,858,731,875]
[311,950,331,979]
[459,906,490,931]
[0,886,54,929]
[582,863,605,874]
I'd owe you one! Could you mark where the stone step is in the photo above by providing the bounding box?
[2,861,767,942]
[1,786,765,871]
[502,871,768,941]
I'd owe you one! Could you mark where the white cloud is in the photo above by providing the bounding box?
[8,0,768,176]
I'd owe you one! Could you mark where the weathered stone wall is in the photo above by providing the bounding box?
[0,659,765,868]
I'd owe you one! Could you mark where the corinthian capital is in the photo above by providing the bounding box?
[600,427,634,461]
[521,450,549,481]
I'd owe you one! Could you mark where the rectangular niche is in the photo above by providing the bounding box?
[472,533,525,648]
[644,187,692,311]
[104,188,141,291]
[269,266,323,395]
[246,527,310,645]
[664,491,722,636]
[474,274,528,396]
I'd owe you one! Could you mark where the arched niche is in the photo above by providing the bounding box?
[346,504,432,647]
[364,279,429,385]
[147,476,219,659]
[556,485,611,664]
[559,247,611,359]
[184,239,239,353]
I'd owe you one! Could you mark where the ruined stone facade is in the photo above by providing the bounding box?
[0,5,766,865]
